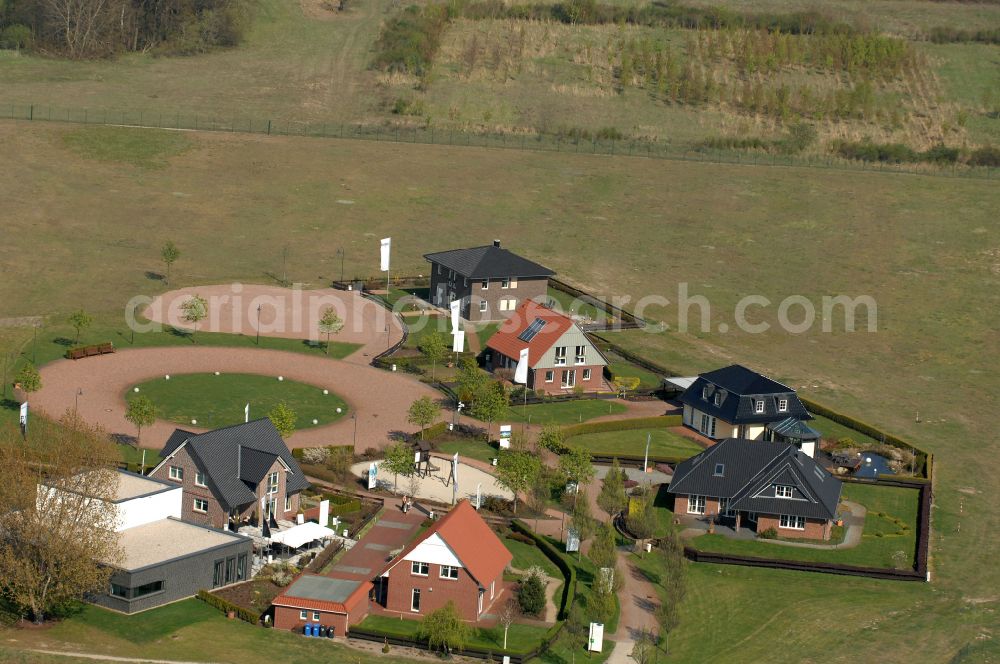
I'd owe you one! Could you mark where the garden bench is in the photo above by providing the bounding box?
[65,342,115,360]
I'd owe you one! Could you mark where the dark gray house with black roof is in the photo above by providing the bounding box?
[149,418,310,530]
[668,438,842,540]
[424,240,555,322]
[680,364,816,454]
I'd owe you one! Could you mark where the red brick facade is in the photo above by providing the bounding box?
[150,446,301,529]
[672,493,831,541]
[383,560,505,621]
[272,601,363,636]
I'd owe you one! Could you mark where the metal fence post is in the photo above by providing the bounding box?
[267,119,272,135]
[28,104,33,120]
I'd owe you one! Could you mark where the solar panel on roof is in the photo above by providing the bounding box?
[518,318,547,342]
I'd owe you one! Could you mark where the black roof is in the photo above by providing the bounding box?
[679,364,811,425]
[157,419,309,510]
[668,438,841,521]
[767,417,821,441]
[423,244,554,279]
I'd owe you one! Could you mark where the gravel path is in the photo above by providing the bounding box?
[143,284,404,364]
[34,347,440,452]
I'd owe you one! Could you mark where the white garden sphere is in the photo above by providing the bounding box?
[165,374,170,380]
[323,389,329,395]
[191,419,197,425]
[133,387,140,393]
[336,407,342,414]
[278,376,284,382]
[312,419,318,425]
[215,371,220,376]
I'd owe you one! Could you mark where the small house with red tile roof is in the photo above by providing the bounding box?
[375,500,513,621]
[271,574,372,635]
[485,300,608,394]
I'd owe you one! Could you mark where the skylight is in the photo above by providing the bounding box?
[518,318,547,342]
[713,463,725,477]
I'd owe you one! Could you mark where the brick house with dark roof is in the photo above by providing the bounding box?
[148,418,309,530]
[485,300,608,394]
[680,364,815,452]
[668,438,842,541]
[376,500,513,621]
[424,241,555,322]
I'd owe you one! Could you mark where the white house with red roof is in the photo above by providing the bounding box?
[376,500,513,621]
[485,300,608,394]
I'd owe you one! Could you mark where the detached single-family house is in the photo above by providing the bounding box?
[42,470,251,614]
[149,418,310,530]
[375,500,512,621]
[271,574,372,636]
[680,364,816,453]
[668,438,842,541]
[485,300,608,394]
[424,241,555,322]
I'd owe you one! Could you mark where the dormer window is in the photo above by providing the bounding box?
[775,485,793,498]
[754,400,765,414]
[482,279,489,290]
[713,392,722,406]
[713,463,725,477]
[702,386,711,400]
[777,398,788,412]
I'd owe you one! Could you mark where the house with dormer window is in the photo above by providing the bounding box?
[679,364,818,454]
[376,500,512,621]
[149,419,309,530]
[668,438,842,541]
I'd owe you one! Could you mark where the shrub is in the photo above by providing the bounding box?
[0,24,32,50]
[302,447,330,465]
[507,531,536,545]
[517,572,546,616]
[758,527,778,539]
[835,140,918,164]
[922,144,960,164]
[968,145,1000,168]
[373,4,453,75]
[196,590,261,624]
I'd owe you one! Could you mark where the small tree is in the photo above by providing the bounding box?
[419,601,471,655]
[517,571,546,617]
[382,441,414,493]
[597,457,628,517]
[559,443,595,508]
[268,401,297,438]
[470,380,509,441]
[626,486,657,548]
[67,309,93,344]
[589,522,618,570]
[630,628,656,664]
[495,450,541,514]
[498,598,520,650]
[180,294,208,338]
[456,357,488,404]
[613,376,641,400]
[15,362,41,403]
[537,424,566,453]
[570,494,595,561]
[419,330,448,380]
[124,395,156,444]
[161,240,180,284]
[317,307,344,355]
[407,396,441,439]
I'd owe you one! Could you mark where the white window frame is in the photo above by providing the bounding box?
[561,369,576,389]
[439,565,459,580]
[501,277,510,289]
[169,466,183,481]
[583,368,592,381]
[510,277,517,289]
[713,463,725,477]
[775,485,794,498]
[687,495,706,515]
[193,498,208,513]
[481,279,489,290]
[411,561,429,576]
[720,497,735,517]
[754,400,765,414]
[267,471,279,495]
[411,588,421,612]
[300,610,308,620]
[778,398,788,412]
[507,298,516,310]
[284,496,292,512]
[313,611,321,621]
[713,392,722,406]
[479,300,488,313]
[779,514,806,530]
[554,347,567,366]
[545,370,554,383]
[575,345,586,364]
[195,471,206,487]
[702,386,711,400]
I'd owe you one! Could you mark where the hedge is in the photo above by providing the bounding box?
[196,589,261,624]
[510,520,576,620]
[562,415,682,438]
[420,420,449,441]
[329,499,362,516]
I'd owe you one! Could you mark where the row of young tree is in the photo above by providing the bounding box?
[0,0,250,58]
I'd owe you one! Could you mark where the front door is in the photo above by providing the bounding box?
[562,369,576,389]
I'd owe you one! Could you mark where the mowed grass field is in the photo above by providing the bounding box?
[1,122,999,662]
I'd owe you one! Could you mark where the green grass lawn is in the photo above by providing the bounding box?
[435,438,498,464]
[62,126,193,169]
[358,614,550,654]
[116,443,162,470]
[546,286,605,321]
[810,414,878,448]
[606,356,662,389]
[503,400,626,425]
[503,537,561,578]
[689,483,920,568]
[133,372,349,430]
[569,428,702,458]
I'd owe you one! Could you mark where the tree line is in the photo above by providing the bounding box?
[0,0,251,58]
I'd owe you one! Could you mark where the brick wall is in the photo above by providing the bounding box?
[428,265,548,323]
[530,364,605,394]
[273,605,351,636]
[756,514,831,541]
[384,562,501,622]
[672,494,722,517]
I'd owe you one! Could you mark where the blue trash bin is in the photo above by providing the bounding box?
[303,623,311,636]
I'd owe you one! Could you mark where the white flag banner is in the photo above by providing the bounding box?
[449,300,461,332]
[245,403,250,423]
[19,401,28,435]
[380,237,391,272]
[452,452,459,493]
[451,330,465,353]
[514,348,530,384]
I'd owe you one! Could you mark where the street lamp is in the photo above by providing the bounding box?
[336,247,345,284]
[74,388,83,413]
[452,401,464,429]
[352,412,358,449]
[256,304,262,346]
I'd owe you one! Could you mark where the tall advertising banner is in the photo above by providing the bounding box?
[19,401,28,437]
[380,238,391,272]
[451,330,465,353]
[514,348,529,385]
[449,300,461,332]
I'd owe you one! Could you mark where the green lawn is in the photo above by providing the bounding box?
[436,438,498,464]
[133,372,349,430]
[503,400,627,426]
[569,428,703,458]
[810,414,878,448]
[607,357,662,389]
[546,286,605,321]
[358,614,550,654]
[116,443,162,471]
[0,599,426,664]
[62,126,192,169]
[503,537,561,578]
[689,483,920,569]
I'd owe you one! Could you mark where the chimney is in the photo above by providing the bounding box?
[493,239,501,248]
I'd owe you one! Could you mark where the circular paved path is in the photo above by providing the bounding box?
[33,347,440,451]
[143,284,404,364]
